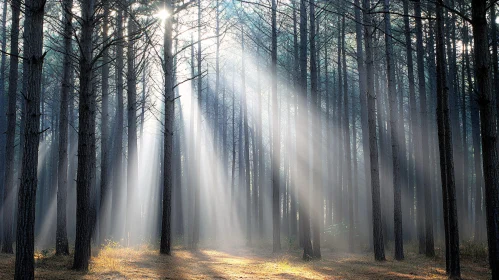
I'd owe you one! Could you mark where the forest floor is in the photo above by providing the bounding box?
[0,243,491,279]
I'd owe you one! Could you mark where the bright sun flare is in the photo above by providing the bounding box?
[155,9,170,20]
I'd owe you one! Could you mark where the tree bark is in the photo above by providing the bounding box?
[99,0,110,247]
[2,0,20,255]
[73,0,96,271]
[160,0,174,255]
[15,0,46,278]
[471,0,499,277]
[126,1,138,246]
[436,0,460,277]
[299,0,313,261]
[56,0,73,256]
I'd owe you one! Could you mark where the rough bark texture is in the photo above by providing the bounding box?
[73,0,95,271]
[56,0,73,256]
[160,0,174,255]
[471,0,499,278]
[15,0,45,278]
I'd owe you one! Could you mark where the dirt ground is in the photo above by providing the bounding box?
[0,245,491,279]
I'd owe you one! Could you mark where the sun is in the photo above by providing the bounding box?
[155,9,170,20]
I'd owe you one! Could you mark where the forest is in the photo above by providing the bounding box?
[0,0,497,279]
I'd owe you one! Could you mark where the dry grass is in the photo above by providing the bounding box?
[0,245,491,279]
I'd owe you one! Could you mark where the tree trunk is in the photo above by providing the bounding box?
[0,0,8,244]
[299,0,313,261]
[436,0,460,277]
[112,8,125,241]
[126,1,138,246]
[383,0,403,261]
[99,0,110,247]
[56,0,73,256]
[270,0,280,253]
[160,0,174,255]
[471,1,499,277]
[73,0,96,271]
[2,0,20,255]
[415,0,434,256]
[363,0,385,261]
[15,0,46,278]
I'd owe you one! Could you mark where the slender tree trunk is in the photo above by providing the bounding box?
[415,0,435,256]
[383,0,403,261]
[363,0,385,261]
[126,2,138,246]
[2,0,20,255]
[15,0,46,278]
[403,0,416,242]
[0,0,8,243]
[112,8,125,240]
[354,0,371,245]
[270,0,280,253]
[160,0,174,255]
[299,0,313,260]
[436,0,460,277]
[56,0,73,256]
[98,0,110,247]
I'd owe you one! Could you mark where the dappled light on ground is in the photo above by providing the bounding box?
[0,247,490,279]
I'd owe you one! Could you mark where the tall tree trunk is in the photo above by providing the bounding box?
[354,0,371,245]
[126,1,138,246]
[415,0,434,256]
[383,0,403,261]
[73,0,96,271]
[99,0,110,247]
[56,0,73,256]
[240,27,252,246]
[160,0,174,255]
[2,0,20,254]
[112,8,125,241]
[15,0,46,278]
[403,0,416,242]
[271,0,280,253]
[0,0,8,243]
[299,0,313,260]
[192,0,202,248]
[471,1,499,277]
[309,0,322,258]
[363,0,385,261]
[436,0,460,277]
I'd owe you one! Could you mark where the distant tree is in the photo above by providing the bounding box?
[56,0,73,256]
[2,0,21,255]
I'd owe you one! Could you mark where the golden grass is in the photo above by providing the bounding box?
[0,245,491,279]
